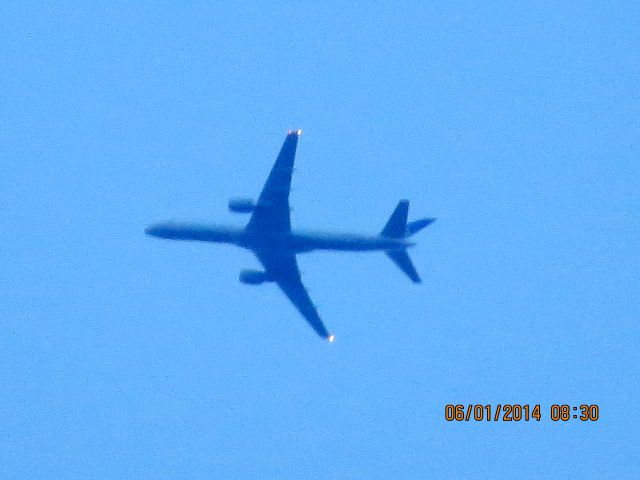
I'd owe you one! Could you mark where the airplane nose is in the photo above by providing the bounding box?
[145,225,161,237]
[145,222,186,239]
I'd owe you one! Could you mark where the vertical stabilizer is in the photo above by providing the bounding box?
[406,218,436,236]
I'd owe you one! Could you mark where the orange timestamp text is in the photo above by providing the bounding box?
[444,404,599,422]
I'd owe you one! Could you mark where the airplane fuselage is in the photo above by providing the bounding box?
[145,222,414,253]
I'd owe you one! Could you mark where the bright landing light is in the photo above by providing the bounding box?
[328,334,335,343]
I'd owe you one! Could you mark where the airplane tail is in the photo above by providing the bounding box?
[380,200,435,283]
[386,250,421,283]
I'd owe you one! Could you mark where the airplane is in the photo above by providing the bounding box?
[145,130,435,342]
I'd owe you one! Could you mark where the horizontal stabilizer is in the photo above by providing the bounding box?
[406,218,436,236]
[381,200,409,238]
[386,250,421,283]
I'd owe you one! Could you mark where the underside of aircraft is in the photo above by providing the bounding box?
[146,130,435,341]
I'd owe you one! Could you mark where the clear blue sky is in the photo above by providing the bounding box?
[1,2,638,478]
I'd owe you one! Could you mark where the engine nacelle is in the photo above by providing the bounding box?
[239,269,270,285]
[228,198,255,213]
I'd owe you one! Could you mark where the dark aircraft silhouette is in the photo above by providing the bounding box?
[146,130,435,341]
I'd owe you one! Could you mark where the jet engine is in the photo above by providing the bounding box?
[239,269,270,285]
[228,198,255,213]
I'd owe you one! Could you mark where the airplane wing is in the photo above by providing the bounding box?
[254,249,333,341]
[246,130,301,234]
[246,130,333,341]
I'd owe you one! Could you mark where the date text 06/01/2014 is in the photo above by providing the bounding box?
[444,404,599,422]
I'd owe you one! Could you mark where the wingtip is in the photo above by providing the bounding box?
[287,129,303,136]
[327,334,335,343]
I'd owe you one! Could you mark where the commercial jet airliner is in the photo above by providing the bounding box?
[145,130,435,341]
